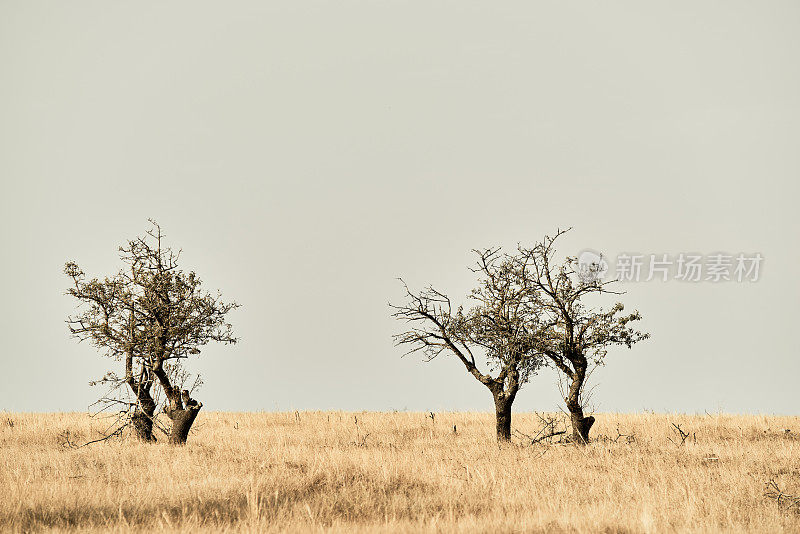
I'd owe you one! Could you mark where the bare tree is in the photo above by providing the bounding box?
[516,229,650,443]
[391,249,544,441]
[65,220,239,444]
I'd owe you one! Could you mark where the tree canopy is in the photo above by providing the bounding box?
[392,248,545,441]
[65,220,239,444]
[393,229,649,443]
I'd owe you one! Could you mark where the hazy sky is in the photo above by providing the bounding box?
[2,1,798,414]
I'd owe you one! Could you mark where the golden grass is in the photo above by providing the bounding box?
[1,411,799,533]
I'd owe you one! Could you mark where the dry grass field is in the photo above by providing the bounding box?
[1,411,799,533]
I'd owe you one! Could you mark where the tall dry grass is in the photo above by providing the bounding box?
[1,411,799,532]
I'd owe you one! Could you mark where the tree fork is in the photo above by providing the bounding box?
[155,363,203,445]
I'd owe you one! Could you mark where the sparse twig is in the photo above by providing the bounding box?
[765,479,800,513]
[58,430,80,449]
[668,423,694,446]
[515,413,568,445]
[596,425,636,444]
[59,423,126,449]
[352,415,370,447]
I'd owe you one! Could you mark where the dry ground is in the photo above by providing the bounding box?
[1,411,799,533]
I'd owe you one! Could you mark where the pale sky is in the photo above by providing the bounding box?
[1,1,798,414]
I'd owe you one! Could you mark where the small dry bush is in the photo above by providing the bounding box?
[1,411,799,533]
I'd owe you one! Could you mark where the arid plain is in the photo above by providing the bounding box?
[2,411,799,533]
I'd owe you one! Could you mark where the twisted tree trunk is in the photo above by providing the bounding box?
[126,352,156,441]
[566,366,594,444]
[130,389,156,441]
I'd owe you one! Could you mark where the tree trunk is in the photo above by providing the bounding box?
[493,393,513,442]
[167,404,201,444]
[165,389,202,445]
[566,369,594,444]
[153,359,203,445]
[131,407,155,441]
[127,381,157,441]
[568,409,595,444]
